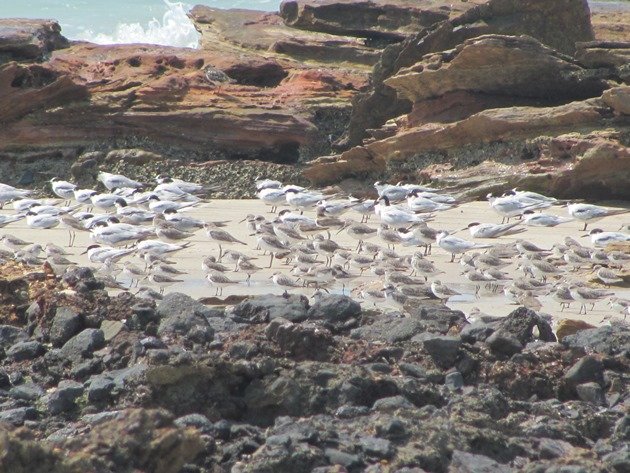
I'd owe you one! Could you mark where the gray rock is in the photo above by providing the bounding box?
[486,330,524,356]
[59,328,105,362]
[422,335,461,368]
[399,362,427,379]
[156,292,215,341]
[604,449,630,472]
[562,324,630,355]
[231,294,309,323]
[175,413,214,433]
[576,382,607,406]
[46,380,83,414]
[87,375,115,403]
[6,340,45,361]
[359,436,393,459]
[0,369,10,389]
[0,325,28,349]
[372,395,414,412]
[445,371,464,390]
[460,321,495,343]
[613,415,630,442]
[497,307,556,344]
[450,449,514,472]
[9,382,44,401]
[307,293,361,329]
[0,407,37,426]
[564,356,604,386]
[49,306,82,347]
[325,448,362,469]
[265,318,333,361]
[350,315,425,343]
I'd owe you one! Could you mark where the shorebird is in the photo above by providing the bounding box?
[360,287,386,307]
[567,203,629,231]
[237,257,262,286]
[431,280,462,303]
[569,284,614,314]
[377,224,403,250]
[97,171,143,191]
[1,234,33,252]
[593,266,623,287]
[122,262,146,287]
[410,253,444,281]
[466,221,524,239]
[257,187,287,213]
[338,220,377,251]
[255,232,290,268]
[148,273,184,295]
[382,284,410,311]
[206,270,237,296]
[487,193,549,223]
[522,211,572,227]
[553,285,574,311]
[205,223,246,259]
[201,256,230,273]
[270,272,301,289]
[436,231,492,262]
[50,178,77,204]
[377,196,430,227]
[586,228,630,247]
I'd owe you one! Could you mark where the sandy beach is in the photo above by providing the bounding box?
[1,199,628,327]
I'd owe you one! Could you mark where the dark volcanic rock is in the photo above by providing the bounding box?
[156,292,215,341]
[6,340,45,361]
[46,380,84,414]
[231,294,310,323]
[58,328,105,362]
[496,307,556,345]
[564,355,605,386]
[0,325,28,349]
[307,293,361,331]
[265,318,335,361]
[562,324,630,355]
[485,330,524,357]
[422,335,462,368]
[49,306,82,347]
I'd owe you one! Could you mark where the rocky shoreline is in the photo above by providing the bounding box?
[0,0,628,200]
[0,261,628,472]
[1,1,630,472]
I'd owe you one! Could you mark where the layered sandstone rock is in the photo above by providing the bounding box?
[0,19,68,61]
[338,0,596,148]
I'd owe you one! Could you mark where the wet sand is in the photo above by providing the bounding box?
[1,200,628,327]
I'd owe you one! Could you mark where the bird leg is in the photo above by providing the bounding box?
[268,253,274,268]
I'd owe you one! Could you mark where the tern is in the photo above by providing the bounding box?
[466,221,524,239]
[436,231,493,262]
[586,228,630,247]
[567,203,629,231]
[97,171,143,191]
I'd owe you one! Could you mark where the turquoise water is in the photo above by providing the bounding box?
[0,0,281,47]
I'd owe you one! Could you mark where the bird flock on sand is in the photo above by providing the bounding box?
[0,173,629,323]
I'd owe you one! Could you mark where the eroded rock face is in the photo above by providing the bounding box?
[339,0,595,148]
[384,35,608,109]
[0,19,68,62]
[279,0,450,41]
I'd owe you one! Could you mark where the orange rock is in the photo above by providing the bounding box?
[555,319,596,342]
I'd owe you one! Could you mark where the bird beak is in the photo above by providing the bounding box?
[239,217,247,223]
[80,249,88,255]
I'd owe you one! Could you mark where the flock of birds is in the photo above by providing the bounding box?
[0,172,629,323]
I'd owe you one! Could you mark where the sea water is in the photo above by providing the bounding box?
[0,0,281,48]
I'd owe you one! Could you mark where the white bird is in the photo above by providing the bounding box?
[91,193,124,211]
[257,187,286,213]
[155,174,212,194]
[436,231,493,262]
[466,221,524,239]
[136,239,190,256]
[162,208,204,232]
[522,211,573,227]
[114,199,155,223]
[431,279,462,303]
[255,178,283,192]
[377,196,429,227]
[0,214,24,228]
[487,193,550,222]
[25,212,59,229]
[83,244,134,264]
[97,171,143,191]
[148,196,197,213]
[567,203,629,231]
[587,228,630,247]
[0,187,31,208]
[406,190,451,213]
[285,188,324,212]
[50,178,77,202]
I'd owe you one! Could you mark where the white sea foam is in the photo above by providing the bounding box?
[76,0,200,48]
